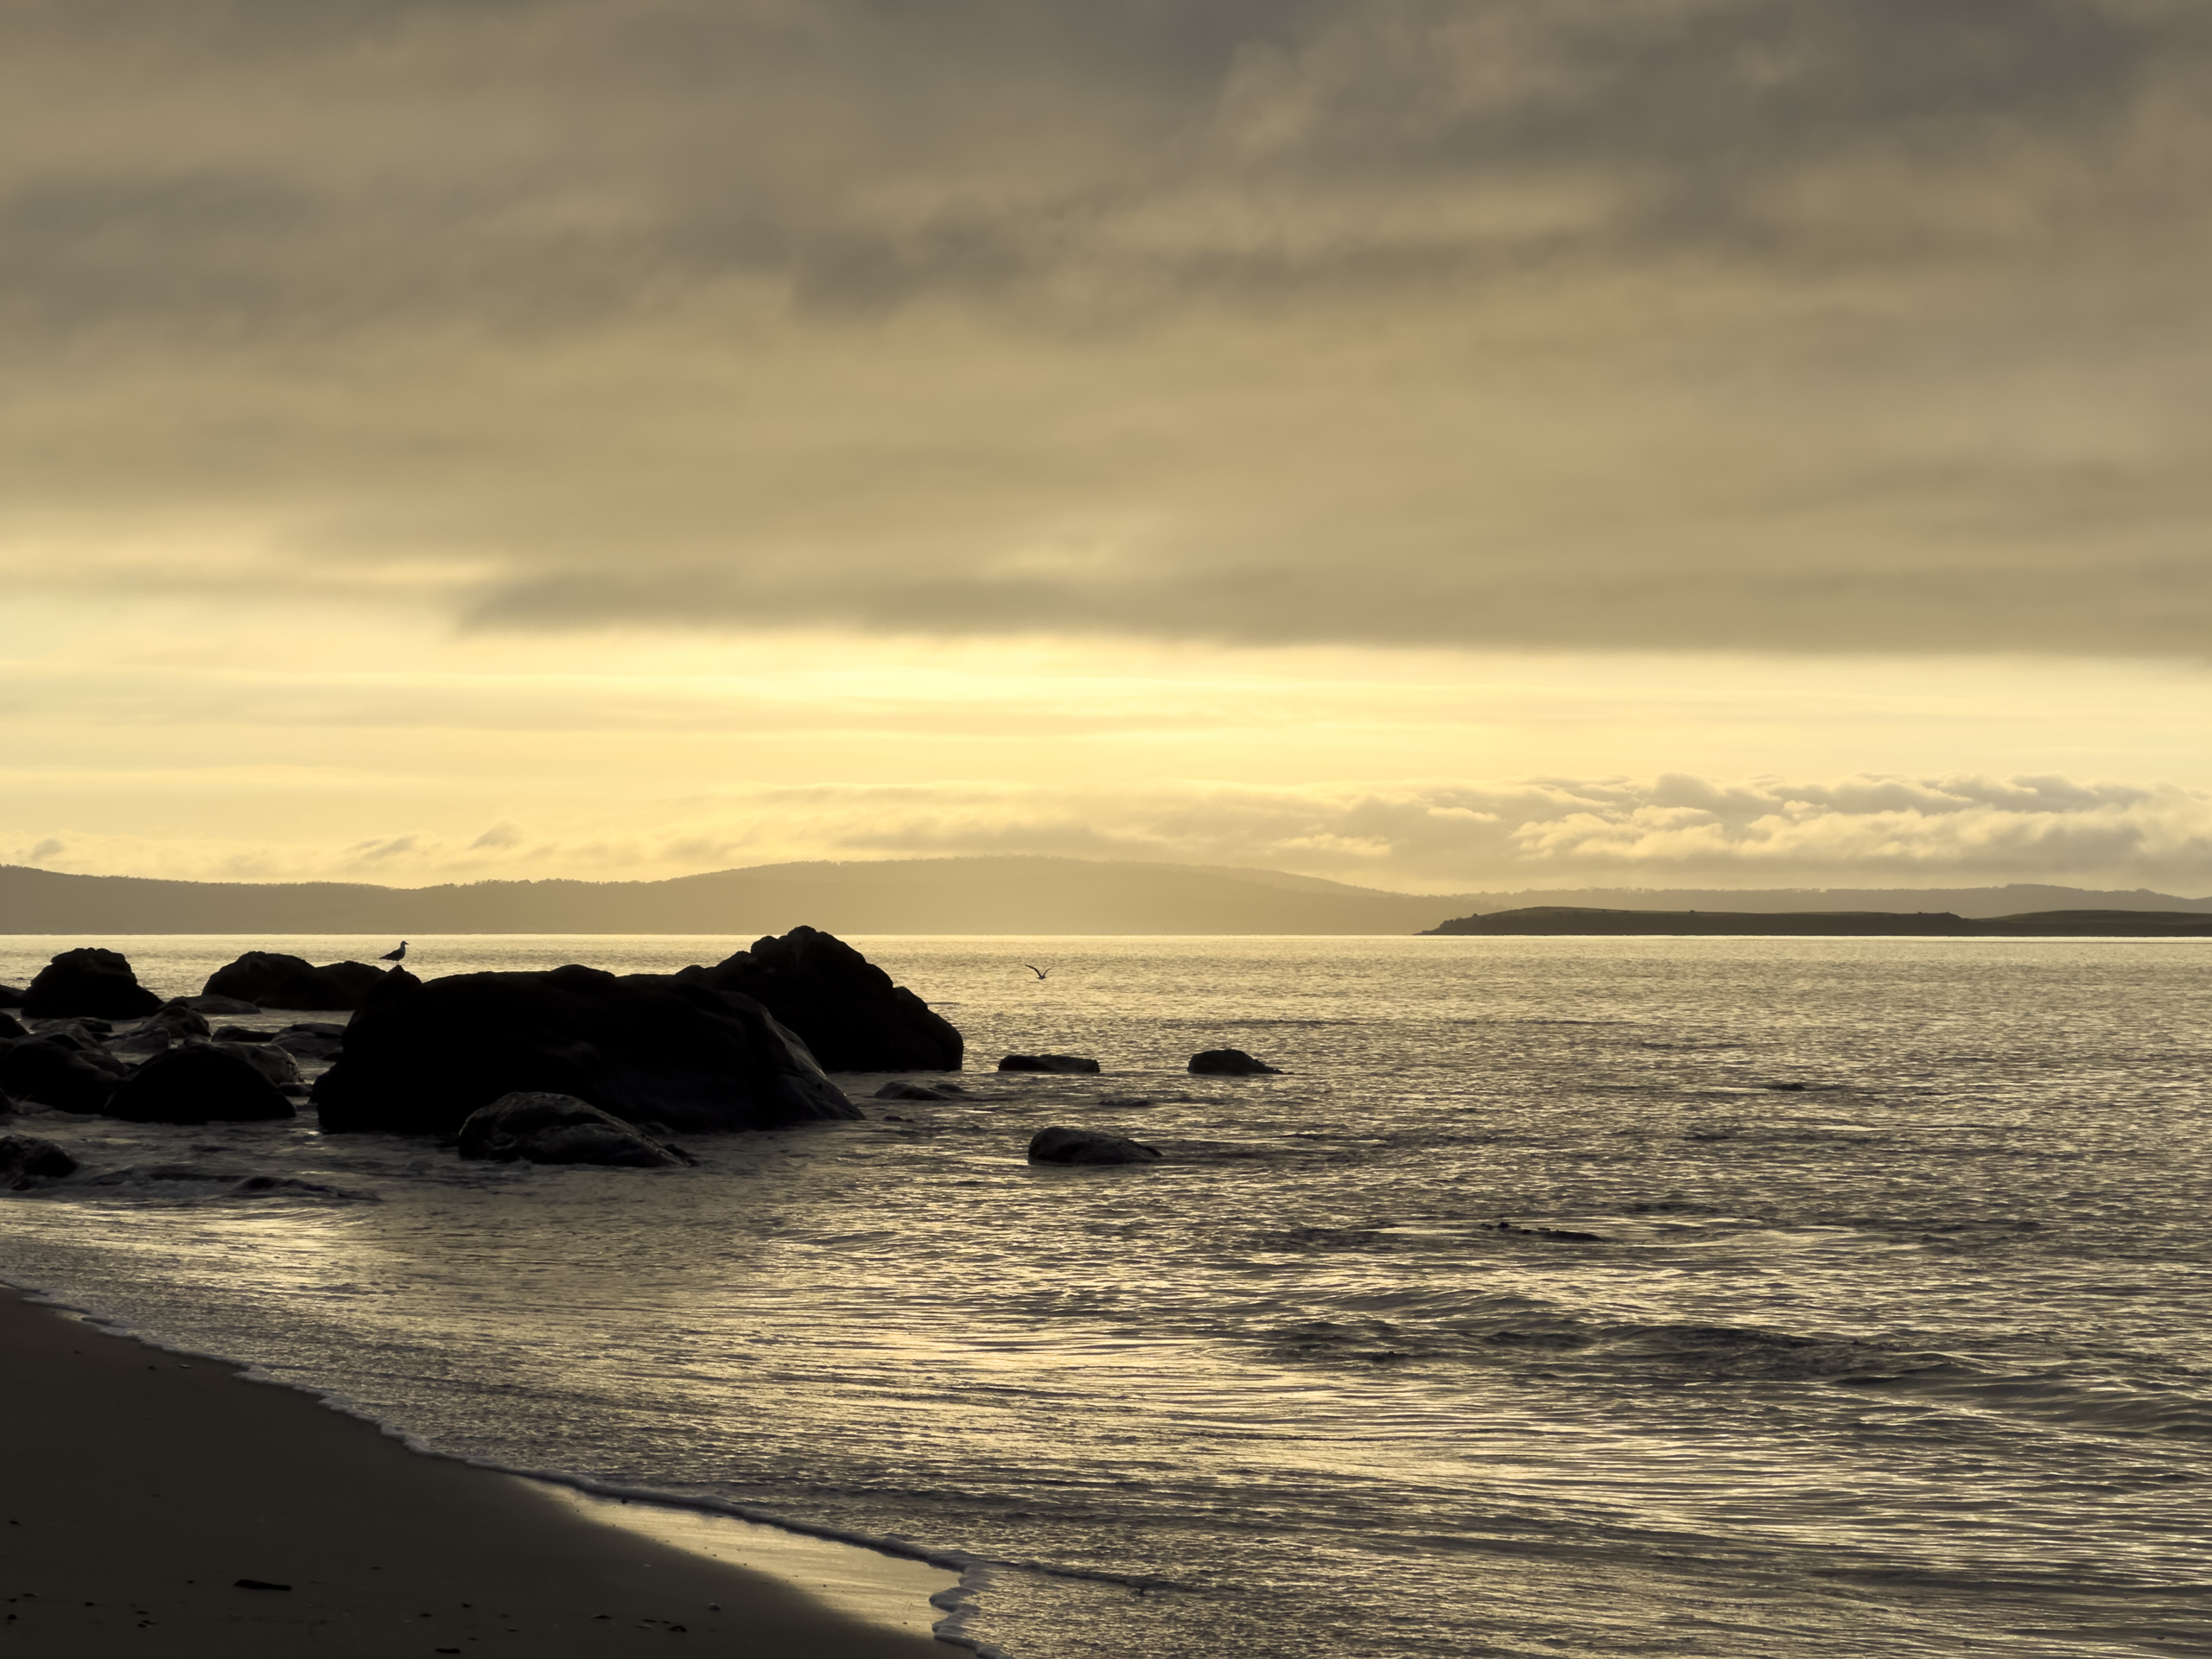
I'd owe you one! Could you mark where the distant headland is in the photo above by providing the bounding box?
[3,857,2209,935]
[1424,906,2212,938]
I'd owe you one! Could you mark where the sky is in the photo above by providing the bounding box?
[4,0,2210,895]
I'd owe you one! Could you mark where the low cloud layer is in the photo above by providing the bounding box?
[12,772,2211,895]
[3,2,2209,653]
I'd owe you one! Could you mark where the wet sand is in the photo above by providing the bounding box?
[0,1291,952,1656]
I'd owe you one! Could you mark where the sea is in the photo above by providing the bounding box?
[2,933,2209,1658]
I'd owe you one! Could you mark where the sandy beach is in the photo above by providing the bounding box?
[0,1291,951,1657]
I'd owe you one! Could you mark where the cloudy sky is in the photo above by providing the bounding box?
[5,0,2209,893]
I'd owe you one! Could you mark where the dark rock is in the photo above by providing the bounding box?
[874,1080,953,1101]
[114,1001,213,1056]
[22,1025,130,1079]
[313,964,861,1136]
[105,1046,296,1125]
[676,926,962,1072]
[0,1012,25,1041]
[1188,1048,1281,1076]
[21,950,162,1020]
[0,983,22,1009]
[216,1041,302,1089]
[32,1016,113,1038]
[213,1026,275,1043]
[1027,1125,1162,1165]
[269,1024,346,1063]
[0,1039,119,1113]
[999,1053,1101,1074]
[457,1091,696,1167]
[201,953,392,1011]
[181,994,264,1016]
[0,1134,78,1184]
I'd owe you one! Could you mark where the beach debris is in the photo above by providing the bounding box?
[874,1079,954,1100]
[105,1045,296,1125]
[315,965,857,1135]
[999,1053,1101,1074]
[1188,1048,1282,1076]
[674,925,963,1072]
[1027,1125,1163,1165]
[457,1091,699,1168]
[21,949,162,1020]
[201,951,390,1011]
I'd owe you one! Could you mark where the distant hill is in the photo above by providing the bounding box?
[1428,883,2212,918]
[2,859,2206,936]
[1426,906,2212,938]
[0,857,1471,936]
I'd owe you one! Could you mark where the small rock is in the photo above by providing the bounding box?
[181,994,264,1016]
[457,1091,697,1168]
[0,1133,78,1183]
[0,1040,118,1113]
[1188,1048,1281,1076]
[1027,1125,1162,1165]
[874,1080,952,1100]
[21,950,162,1020]
[999,1054,1101,1074]
[105,1046,296,1125]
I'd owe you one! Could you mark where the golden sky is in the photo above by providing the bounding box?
[4,1,2209,893]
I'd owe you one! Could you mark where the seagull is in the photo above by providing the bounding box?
[379,942,408,963]
[1025,964,1050,980]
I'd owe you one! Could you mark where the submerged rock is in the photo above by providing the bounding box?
[1027,1125,1162,1165]
[21,949,162,1020]
[874,1079,955,1101]
[0,1133,78,1185]
[216,1040,302,1089]
[105,1046,296,1125]
[677,926,963,1072]
[268,1023,346,1063]
[313,964,860,1136]
[999,1053,1102,1074]
[113,1001,214,1056]
[0,1039,119,1113]
[1188,1048,1282,1076]
[201,953,391,1011]
[458,1091,696,1168]
[181,994,264,1016]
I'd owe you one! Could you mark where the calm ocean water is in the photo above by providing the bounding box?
[3,934,2209,1657]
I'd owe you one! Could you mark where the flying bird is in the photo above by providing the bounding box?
[379,942,408,963]
[1025,964,1050,980]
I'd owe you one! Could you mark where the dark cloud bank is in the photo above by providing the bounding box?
[3,0,2208,653]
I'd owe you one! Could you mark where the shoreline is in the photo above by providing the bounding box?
[0,1288,957,1657]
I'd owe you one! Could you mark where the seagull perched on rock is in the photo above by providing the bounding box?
[1025,963,1050,980]
[379,941,408,963]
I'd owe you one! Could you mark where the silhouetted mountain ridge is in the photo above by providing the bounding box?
[1,860,2206,934]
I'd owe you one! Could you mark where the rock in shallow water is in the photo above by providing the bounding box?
[1189,1048,1282,1076]
[1027,1125,1163,1165]
[202,952,391,1011]
[999,1053,1102,1074]
[458,1091,696,1167]
[0,1039,118,1113]
[21,949,162,1020]
[105,1045,296,1125]
[0,1133,79,1184]
[313,964,859,1136]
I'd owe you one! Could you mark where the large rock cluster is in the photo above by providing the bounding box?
[201,953,391,1011]
[312,963,860,1135]
[676,926,962,1071]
